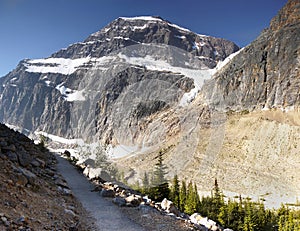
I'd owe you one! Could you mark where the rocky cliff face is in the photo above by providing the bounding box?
[202,0,300,111]
[0,16,239,143]
[0,123,94,230]
[115,0,300,207]
[52,16,238,68]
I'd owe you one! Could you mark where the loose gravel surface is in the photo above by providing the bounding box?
[56,155,145,231]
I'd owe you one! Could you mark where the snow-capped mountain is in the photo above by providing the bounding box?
[0,16,239,142]
[0,1,299,209]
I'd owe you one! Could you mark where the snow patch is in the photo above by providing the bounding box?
[113,36,130,40]
[45,80,51,86]
[215,48,244,72]
[66,90,85,102]
[55,83,86,102]
[132,24,148,30]
[168,22,191,33]
[35,131,84,145]
[117,53,215,106]
[175,35,186,39]
[193,42,200,50]
[24,57,91,75]
[24,56,115,75]
[108,144,151,159]
[120,16,163,22]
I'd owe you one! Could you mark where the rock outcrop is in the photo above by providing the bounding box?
[115,0,300,208]
[202,0,300,111]
[0,124,95,230]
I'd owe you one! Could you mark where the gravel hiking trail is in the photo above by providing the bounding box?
[56,155,145,231]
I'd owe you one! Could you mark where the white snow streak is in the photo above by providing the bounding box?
[24,56,114,75]
[215,48,244,72]
[35,131,84,145]
[25,57,91,75]
[119,16,162,21]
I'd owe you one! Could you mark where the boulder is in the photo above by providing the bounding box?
[190,213,219,230]
[138,204,159,214]
[55,178,69,188]
[36,158,46,168]
[2,144,16,152]
[83,166,110,181]
[160,198,180,216]
[125,195,142,207]
[17,150,33,167]
[18,167,37,185]
[0,141,8,147]
[30,159,41,167]
[100,189,115,197]
[112,197,126,207]
[6,151,18,162]
[15,173,28,186]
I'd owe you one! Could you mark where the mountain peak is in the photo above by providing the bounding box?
[115,15,193,34]
[51,16,238,63]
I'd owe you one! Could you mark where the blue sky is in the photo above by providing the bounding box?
[0,0,286,77]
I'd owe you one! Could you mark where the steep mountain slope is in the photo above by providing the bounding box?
[202,0,300,111]
[0,0,299,209]
[0,16,238,145]
[0,123,95,230]
[116,0,300,207]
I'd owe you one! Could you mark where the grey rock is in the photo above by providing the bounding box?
[138,204,159,214]
[30,159,40,167]
[2,144,16,152]
[17,150,33,167]
[0,141,8,147]
[55,178,69,188]
[6,151,18,162]
[64,209,76,217]
[203,0,300,111]
[16,173,29,186]
[100,189,115,197]
[18,167,37,185]
[36,158,46,168]
[112,197,126,207]
[1,216,10,227]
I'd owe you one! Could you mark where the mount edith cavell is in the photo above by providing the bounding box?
[0,0,299,229]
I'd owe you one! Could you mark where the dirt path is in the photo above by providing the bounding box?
[56,155,145,231]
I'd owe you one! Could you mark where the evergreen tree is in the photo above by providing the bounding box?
[210,178,224,220]
[184,181,195,214]
[194,183,201,212]
[242,201,254,231]
[142,172,150,194]
[218,200,242,230]
[256,202,267,230]
[179,180,187,212]
[169,175,180,208]
[184,182,201,215]
[243,215,255,231]
[151,151,169,201]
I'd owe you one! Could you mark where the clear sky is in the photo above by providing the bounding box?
[0,0,287,77]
